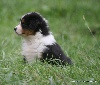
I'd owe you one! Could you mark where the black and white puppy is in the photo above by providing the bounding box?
[14,12,72,65]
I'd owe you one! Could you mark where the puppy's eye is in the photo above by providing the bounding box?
[21,23,24,25]
[21,23,27,28]
[21,22,23,24]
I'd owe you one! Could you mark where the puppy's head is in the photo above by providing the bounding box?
[14,12,49,36]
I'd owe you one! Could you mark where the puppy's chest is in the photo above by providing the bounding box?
[22,39,47,59]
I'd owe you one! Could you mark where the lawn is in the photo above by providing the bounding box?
[0,0,100,85]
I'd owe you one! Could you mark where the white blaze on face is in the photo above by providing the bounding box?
[15,23,22,35]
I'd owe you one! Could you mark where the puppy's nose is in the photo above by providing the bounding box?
[14,27,17,31]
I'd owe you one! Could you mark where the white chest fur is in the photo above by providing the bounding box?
[22,32,56,62]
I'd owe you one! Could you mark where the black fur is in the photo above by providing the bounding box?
[21,12,72,65]
[21,12,50,36]
[41,43,72,65]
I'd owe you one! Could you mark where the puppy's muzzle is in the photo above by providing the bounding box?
[14,27,17,31]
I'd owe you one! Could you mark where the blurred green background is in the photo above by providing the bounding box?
[0,0,100,85]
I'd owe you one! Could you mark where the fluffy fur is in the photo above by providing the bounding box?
[14,12,72,65]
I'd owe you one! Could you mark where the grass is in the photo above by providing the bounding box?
[0,0,100,85]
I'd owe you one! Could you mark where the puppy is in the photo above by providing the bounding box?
[14,12,72,65]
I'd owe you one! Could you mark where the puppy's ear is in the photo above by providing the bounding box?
[28,12,50,35]
[29,20,40,29]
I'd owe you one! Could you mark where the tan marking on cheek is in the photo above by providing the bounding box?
[22,29,34,36]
